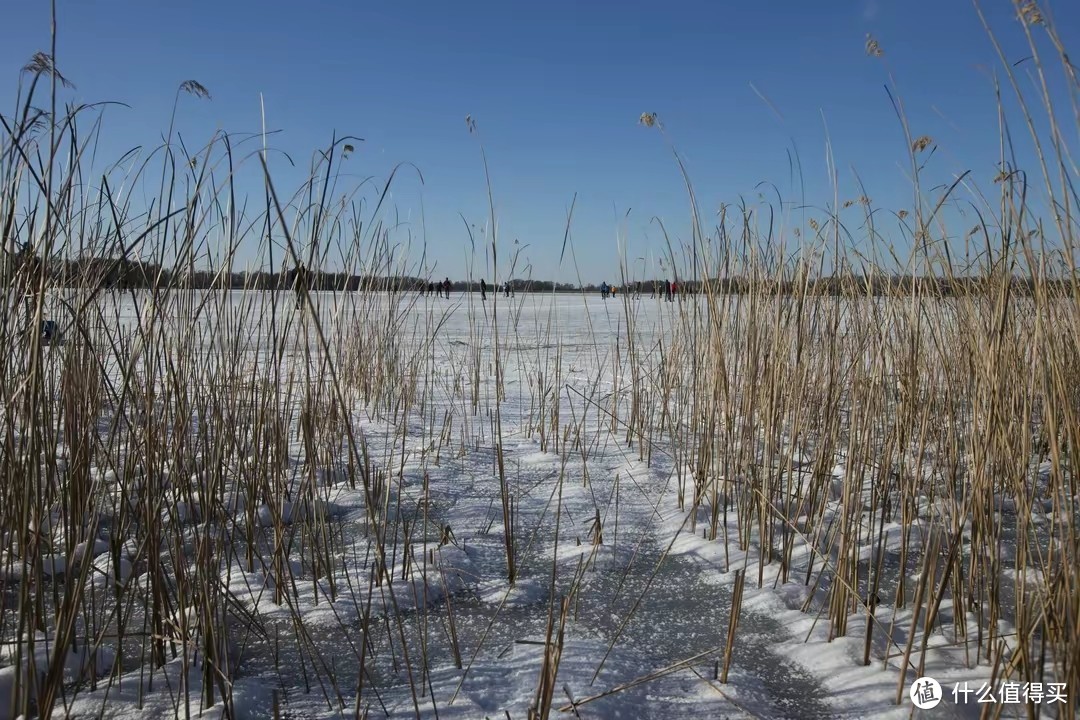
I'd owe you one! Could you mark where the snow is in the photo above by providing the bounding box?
[1,289,1073,719]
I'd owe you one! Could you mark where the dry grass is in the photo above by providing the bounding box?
[0,4,1078,720]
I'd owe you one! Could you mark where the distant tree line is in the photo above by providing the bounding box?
[579,276,1077,297]
[2,254,583,294]
[2,250,1074,298]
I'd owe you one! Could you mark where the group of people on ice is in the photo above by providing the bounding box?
[599,282,619,299]
[421,278,454,298]
[599,279,681,301]
[654,279,679,301]
[422,278,516,301]
[477,279,515,300]
[419,277,686,302]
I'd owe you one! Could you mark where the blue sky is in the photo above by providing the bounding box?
[1,1,1075,280]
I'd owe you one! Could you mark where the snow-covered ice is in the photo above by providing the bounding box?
[1,289,1073,719]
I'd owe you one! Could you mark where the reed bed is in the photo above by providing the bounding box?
[0,4,1078,719]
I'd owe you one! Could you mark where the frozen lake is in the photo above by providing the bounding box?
[1,288,1071,719]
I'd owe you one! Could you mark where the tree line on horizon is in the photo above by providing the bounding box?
[2,249,1074,298]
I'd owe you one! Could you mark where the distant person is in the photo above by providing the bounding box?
[671,281,678,300]
[636,281,642,296]
[428,281,435,296]
[292,265,308,308]
[480,278,488,301]
[665,279,672,302]
[600,281,609,299]
[41,319,59,345]
[611,285,617,297]
[651,281,657,298]
[504,282,511,298]
[443,277,451,298]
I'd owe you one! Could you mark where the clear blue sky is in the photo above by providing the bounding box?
[2,1,1075,281]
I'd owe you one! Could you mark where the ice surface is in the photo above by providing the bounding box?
[1,290,1071,719]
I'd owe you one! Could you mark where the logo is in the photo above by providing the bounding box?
[910,676,943,709]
